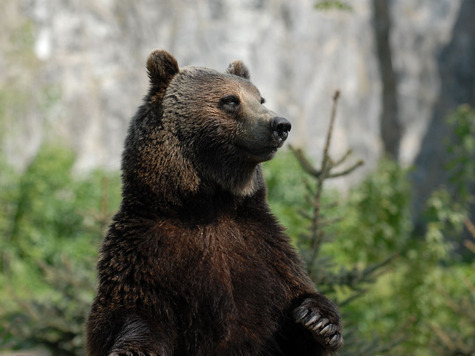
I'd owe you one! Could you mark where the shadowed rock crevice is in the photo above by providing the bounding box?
[411,0,475,227]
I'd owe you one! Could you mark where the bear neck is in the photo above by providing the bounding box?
[120,174,266,223]
[120,157,266,221]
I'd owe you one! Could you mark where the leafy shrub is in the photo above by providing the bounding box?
[0,145,121,354]
[331,158,412,265]
[266,140,473,355]
[264,150,310,242]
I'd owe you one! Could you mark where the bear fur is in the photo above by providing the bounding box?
[86,50,342,356]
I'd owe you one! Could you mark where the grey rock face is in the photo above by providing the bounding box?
[1,0,470,203]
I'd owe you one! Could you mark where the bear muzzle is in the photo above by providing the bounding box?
[270,117,292,146]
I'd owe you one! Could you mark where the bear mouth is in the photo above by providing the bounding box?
[255,146,279,155]
[237,144,280,162]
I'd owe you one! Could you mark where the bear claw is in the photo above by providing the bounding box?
[320,323,335,336]
[293,297,343,350]
[314,318,329,330]
[304,313,320,326]
[330,334,341,347]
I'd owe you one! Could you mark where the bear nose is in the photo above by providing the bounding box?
[270,117,292,143]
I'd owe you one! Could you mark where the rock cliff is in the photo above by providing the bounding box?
[1,0,471,206]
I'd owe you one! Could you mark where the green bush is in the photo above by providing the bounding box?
[0,145,121,354]
[446,104,475,204]
[264,150,310,242]
[330,158,412,265]
[265,146,473,355]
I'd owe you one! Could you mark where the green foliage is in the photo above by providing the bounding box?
[0,88,29,142]
[334,159,412,264]
[266,128,474,355]
[332,107,474,355]
[1,145,119,268]
[264,150,311,242]
[0,145,121,354]
[446,104,475,203]
[437,105,475,260]
[8,20,36,58]
[315,0,352,11]
[1,259,95,355]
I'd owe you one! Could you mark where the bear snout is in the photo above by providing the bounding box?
[270,117,291,144]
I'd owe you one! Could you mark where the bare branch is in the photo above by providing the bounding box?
[289,145,321,178]
[333,149,353,167]
[328,160,365,179]
[308,90,341,262]
[321,90,341,175]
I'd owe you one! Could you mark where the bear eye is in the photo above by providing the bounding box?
[219,95,241,112]
[221,95,240,105]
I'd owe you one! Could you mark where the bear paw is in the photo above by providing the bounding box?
[293,296,343,350]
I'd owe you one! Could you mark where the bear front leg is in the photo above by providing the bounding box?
[293,295,343,351]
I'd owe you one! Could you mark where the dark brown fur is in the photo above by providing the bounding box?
[86,50,342,356]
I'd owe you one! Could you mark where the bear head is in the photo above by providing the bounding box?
[122,50,291,209]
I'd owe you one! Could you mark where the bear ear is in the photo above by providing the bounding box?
[146,50,180,97]
[226,60,250,80]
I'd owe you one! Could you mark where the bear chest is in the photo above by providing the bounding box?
[181,220,287,341]
[156,217,287,319]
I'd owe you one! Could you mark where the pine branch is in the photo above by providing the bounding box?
[308,91,341,266]
[328,159,365,178]
[289,146,321,178]
[332,149,353,167]
[290,90,407,354]
[313,255,395,295]
[291,90,364,280]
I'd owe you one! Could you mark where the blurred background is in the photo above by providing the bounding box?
[0,0,474,355]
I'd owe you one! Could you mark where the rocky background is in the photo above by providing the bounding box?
[1,0,474,217]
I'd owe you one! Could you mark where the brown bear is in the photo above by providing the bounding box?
[86,50,342,356]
